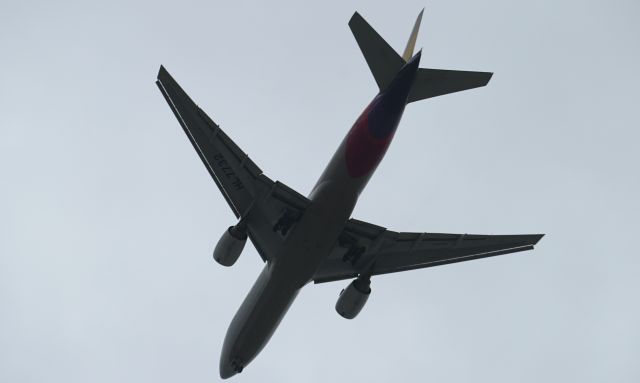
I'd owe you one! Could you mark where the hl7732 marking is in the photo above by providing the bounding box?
[213,153,245,191]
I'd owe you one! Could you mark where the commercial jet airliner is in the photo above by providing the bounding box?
[156,10,543,379]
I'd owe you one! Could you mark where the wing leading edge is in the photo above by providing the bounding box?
[156,66,310,262]
[314,219,544,283]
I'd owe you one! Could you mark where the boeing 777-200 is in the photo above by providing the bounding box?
[156,10,543,379]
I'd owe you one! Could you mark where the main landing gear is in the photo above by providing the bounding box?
[273,209,298,236]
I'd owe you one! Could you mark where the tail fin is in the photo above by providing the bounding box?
[401,8,424,61]
[349,10,493,101]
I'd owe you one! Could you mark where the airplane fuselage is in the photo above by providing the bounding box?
[218,53,421,378]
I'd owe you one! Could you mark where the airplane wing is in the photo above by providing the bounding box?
[313,218,544,283]
[156,66,310,262]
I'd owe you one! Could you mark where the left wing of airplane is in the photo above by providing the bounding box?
[156,66,310,262]
[314,218,543,283]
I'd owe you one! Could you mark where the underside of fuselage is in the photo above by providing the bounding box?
[156,9,516,380]
[218,49,422,380]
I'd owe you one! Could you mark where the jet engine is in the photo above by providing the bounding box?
[213,225,247,266]
[335,275,371,319]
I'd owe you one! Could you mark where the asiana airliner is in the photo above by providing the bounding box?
[156,9,543,379]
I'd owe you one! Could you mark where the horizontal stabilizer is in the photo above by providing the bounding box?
[408,68,493,102]
[349,12,405,91]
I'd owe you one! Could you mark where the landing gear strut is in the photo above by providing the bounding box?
[353,272,372,294]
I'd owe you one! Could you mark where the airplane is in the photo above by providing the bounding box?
[156,9,544,379]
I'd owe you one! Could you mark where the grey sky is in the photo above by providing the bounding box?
[2,0,639,381]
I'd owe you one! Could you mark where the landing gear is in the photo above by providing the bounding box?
[230,358,244,373]
[342,245,366,265]
[338,233,367,265]
[273,209,298,236]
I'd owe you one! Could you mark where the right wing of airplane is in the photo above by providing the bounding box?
[314,218,544,283]
[156,66,310,262]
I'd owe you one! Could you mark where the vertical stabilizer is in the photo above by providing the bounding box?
[402,9,424,61]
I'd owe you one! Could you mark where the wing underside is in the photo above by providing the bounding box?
[314,219,544,283]
[157,66,310,262]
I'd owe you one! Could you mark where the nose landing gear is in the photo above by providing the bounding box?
[230,358,244,373]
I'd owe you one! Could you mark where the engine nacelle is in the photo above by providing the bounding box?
[213,225,247,266]
[335,277,371,319]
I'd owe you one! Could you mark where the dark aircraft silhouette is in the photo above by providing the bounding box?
[156,10,543,379]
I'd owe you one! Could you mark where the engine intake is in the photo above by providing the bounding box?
[213,225,247,266]
[335,276,371,319]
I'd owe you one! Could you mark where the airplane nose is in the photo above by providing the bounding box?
[219,362,237,380]
[220,355,244,379]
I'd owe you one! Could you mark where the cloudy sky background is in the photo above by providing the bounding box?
[2,0,639,381]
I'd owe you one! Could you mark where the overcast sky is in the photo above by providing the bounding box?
[2,0,639,382]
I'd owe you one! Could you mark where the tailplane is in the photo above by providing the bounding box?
[407,68,492,102]
[348,12,404,91]
[349,10,493,102]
